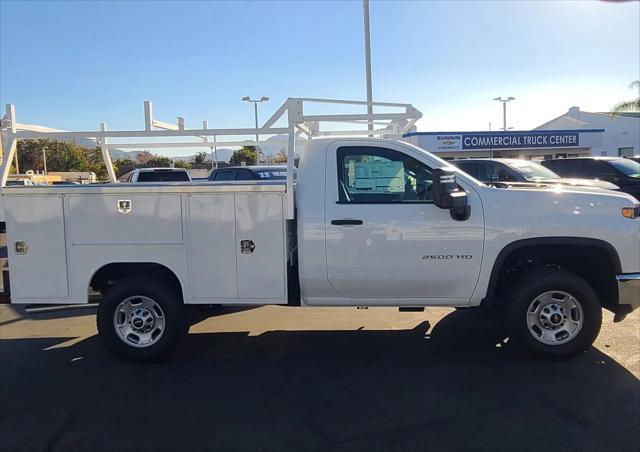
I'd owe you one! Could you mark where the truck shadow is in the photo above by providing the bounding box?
[1,309,638,452]
[0,304,252,327]
[0,305,98,327]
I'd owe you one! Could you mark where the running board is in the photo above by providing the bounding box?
[24,303,98,314]
[399,307,425,312]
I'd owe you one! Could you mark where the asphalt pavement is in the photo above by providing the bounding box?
[0,304,638,452]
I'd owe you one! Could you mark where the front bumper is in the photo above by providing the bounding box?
[614,273,640,321]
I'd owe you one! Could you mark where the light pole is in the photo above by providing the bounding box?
[363,0,373,134]
[242,96,269,164]
[488,122,492,160]
[493,96,515,131]
[42,147,48,174]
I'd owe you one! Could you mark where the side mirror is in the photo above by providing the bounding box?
[432,168,471,221]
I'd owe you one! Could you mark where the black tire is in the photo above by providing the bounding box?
[504,268,602,358]
[97,278,187,362]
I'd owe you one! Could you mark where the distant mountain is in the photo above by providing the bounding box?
[108,149,144,161]
[169,148,235,163]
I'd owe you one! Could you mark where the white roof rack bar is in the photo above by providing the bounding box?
[297,97,413,108]
[9,127,291,140]
[1,97,422,218]
[105,140,298,149]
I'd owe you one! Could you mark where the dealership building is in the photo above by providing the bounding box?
[403,106,639,161]
[403,129,604,161]
[535,107,639,157]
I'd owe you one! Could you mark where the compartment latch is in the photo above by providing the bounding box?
[117,199,132,214]
[15,241,28,255]
[240,240,255,254]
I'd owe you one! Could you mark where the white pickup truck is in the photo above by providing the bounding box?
[1,98,639,361]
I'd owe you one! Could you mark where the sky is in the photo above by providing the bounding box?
[1,0,639,156]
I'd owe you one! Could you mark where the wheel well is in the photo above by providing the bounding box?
[487,239,620,310]
[89,263,183,301]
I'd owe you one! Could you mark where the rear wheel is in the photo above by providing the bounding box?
[504,268,602,358]
[97,278,187,362]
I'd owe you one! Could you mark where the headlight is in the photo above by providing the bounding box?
[621,206,640,219]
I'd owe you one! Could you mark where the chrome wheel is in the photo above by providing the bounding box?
[113,296,166,348]
[526,291,584,345]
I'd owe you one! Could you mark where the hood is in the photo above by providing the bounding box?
[478,182,640,215]
[532,178,619,190]
[489,179,618,191]
[485,181,630,198]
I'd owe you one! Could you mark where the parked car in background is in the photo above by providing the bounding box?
[541,157,640,200]
[5,179,34,186]
[123,168,192,183]
[208,165,288,182]
[450,158,618,190]
[51,181,81,185]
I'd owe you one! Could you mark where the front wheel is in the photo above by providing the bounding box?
[504,268,602,358]
[97,278,187,362]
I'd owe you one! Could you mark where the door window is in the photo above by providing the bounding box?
[453,161,481,179]
[494,163,518,182]
[337,146,434,203]
[213,171,237,181]
[618,147,634,158]
[579,160,605,178]
[235,170,255,181]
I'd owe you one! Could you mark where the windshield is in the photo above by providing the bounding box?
[506,160,561,181]
[609,159,640,178]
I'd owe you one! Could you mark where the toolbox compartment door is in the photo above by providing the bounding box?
[187,194,238,299]
[235,193,286,300]
[66,194,183,245]
[4,195,68,299]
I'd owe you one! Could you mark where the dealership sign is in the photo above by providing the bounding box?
[408,130,585,152]
[462,131,578,150]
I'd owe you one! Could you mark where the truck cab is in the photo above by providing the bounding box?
[297,139,483,306]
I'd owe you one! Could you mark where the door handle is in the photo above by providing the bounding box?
[331,219,363,226]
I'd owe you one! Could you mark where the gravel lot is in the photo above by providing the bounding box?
[1,304,638,452]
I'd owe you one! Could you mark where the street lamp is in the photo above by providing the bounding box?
[494,96,515,131]
[242,96,269,164]
[242,96,269,142]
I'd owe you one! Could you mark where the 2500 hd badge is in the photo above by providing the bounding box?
[421,254,473,260]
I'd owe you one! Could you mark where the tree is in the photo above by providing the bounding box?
[136,150,155,165]
[272,148,287,163]
[14,139,115,180]
[194,151,208,165]
[229,146,258,166]
[173,160,192,169]
[611,80,640,116]
[116,158,136,166]
[115,159,136,177]
[145,156,172,167]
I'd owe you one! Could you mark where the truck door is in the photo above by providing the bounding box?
[324,143,484,303]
